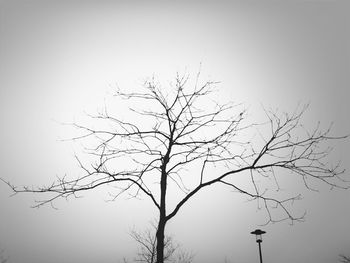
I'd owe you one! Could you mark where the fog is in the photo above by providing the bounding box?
[0,1,349,263]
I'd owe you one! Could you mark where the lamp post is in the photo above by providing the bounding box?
[251,229,266,263]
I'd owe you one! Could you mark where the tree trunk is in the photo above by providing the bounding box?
[156,166,167,263]
[157,153,169,263]
[156,134,173,263]
[156,215,166,263]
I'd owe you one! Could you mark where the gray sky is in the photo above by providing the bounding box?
[0,1,350,263]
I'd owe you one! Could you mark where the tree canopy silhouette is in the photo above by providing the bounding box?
[2,73,348,263]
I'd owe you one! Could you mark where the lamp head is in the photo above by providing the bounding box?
[251,229,266,243]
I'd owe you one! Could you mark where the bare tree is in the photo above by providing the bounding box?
[130,222,193,263]
[339,255,350,263]
[1,73,348,263]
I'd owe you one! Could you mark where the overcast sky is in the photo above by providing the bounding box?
[0,1,350,263]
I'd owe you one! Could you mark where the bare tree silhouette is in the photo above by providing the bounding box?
[129,222,193,263]
[2,72,348,263]
[339,255,350,263]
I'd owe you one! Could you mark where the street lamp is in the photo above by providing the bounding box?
[251,229,266,263]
